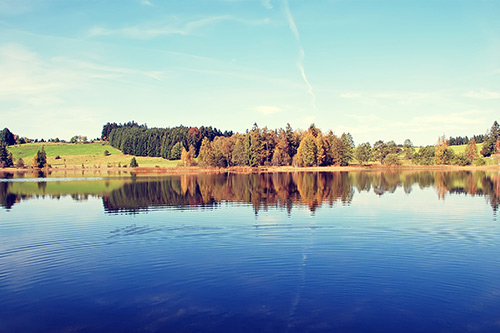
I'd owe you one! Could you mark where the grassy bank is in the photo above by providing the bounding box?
[4,142,499,172]
[7,142,179,169]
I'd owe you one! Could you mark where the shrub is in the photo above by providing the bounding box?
[130,157,138,167]
[474,157,486,166]
[453,153,470,166]
[104,150,110,156]
[383,153,401,166]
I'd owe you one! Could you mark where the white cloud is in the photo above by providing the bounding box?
[464,89,500,100]
[262,0,273,9]
[140,0,153,6]
[255,105,282,115]
[89,16,270,39]
[398,110,487,138]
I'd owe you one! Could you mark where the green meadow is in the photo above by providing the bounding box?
[7,142,179,168]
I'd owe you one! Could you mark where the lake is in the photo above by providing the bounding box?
[1,170,500,332]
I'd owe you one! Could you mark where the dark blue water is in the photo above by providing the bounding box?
[1,172,500,332]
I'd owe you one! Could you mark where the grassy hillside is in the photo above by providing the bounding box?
[7,142,179,168]
[449,142,484,154]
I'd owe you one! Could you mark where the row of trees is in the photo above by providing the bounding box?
[194,124,358,167]
[103,121,233,160]
[101,121,499,167]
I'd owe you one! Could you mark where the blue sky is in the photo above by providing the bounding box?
[0,0,499,145]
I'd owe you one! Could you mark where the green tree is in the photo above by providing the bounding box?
[0,128,15,146]
[315,132,326,166]
[331,135,348,166]
[0,143,13,167]
[414,146,435,165]
[383,153,401,166]
[296,132,317,166]
[373,140,389,164]
[130,157,138,167]
[481,139,495,157]
[248,126,263,167]
[33,147,47,168]
[232,135,248,166]
[170,142,184,160]
[354,142,372,165]
[340,133,354,164]
[403,139,415,159]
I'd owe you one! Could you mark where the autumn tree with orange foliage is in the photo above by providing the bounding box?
[465,138,478,163]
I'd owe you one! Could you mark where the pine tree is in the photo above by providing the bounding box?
[33,147,47,168]
[296,133,317,166]
[0,143,13,167]
[129,157,138,167]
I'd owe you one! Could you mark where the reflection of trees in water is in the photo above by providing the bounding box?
[2,171,500,212]
[103,173,355,214]
[0,182,18,210]
[103,171,500,214]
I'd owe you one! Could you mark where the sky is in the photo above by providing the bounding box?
[0,0,499,146]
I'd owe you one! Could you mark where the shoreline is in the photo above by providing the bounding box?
[1,163,500,175]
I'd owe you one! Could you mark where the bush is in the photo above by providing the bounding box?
[383,153,401,166]
[130,157,138,168]
[55,155,61,160]
[474,157,486,166]
[453,153,470,166]
[104,150,110,156]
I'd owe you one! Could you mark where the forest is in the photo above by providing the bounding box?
[101,120,500,167]
[2,120,500,168]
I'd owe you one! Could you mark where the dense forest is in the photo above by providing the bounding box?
[100,120,500,167]
[102,121,233,160]
[2,119,500,169]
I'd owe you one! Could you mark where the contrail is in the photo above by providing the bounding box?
[283,0,317,109]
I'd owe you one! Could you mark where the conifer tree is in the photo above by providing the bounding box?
[129,157,138,167]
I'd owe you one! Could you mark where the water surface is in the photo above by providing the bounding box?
[1,171,500,332]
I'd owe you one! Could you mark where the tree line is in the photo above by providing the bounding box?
[99,119,500,167]
[102,121,233,160]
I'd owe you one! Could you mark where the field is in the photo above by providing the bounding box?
[4,141,498,170]
[7,142,179,169]
[449,142,484,154]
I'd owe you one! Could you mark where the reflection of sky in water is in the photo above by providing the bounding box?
[1,175,500,331]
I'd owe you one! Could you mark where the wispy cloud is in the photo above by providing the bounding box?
[262,0,273,9]
[338,90,440,106]
[464,89,500,100]
[89,16,270,39]
[388,110,487,139]
[255,105,282,115]
[283,0,316,109]
[140,0,153,6]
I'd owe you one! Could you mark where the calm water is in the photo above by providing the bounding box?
[1,171,500,332]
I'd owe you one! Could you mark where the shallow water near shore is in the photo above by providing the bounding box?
[1,171,500,332]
